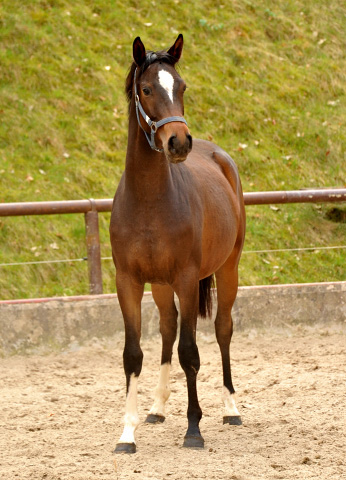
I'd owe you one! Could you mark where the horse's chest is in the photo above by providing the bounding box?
[111,215,185,283]
[126,226,168,262]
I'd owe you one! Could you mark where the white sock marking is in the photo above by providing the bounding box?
[158,69,174,103]
[118,374,140,445]
[223,387,240,417]
[148,363,171,417]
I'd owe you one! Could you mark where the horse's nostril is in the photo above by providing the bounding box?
[187,134,192,150]
[168,134,177,153]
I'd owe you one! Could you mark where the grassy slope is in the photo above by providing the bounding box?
[0,0,345,299]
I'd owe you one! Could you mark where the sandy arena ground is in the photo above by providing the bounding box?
[1,323,345,480]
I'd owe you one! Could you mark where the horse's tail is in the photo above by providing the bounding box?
[199,275,215,319]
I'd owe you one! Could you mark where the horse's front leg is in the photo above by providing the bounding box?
[175,274,204,449]
[114,272,144,454]
[146,284,178,424]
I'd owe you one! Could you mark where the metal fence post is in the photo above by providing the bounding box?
[85,199,103,294]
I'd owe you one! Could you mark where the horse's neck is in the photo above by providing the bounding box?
[124,109,172,200]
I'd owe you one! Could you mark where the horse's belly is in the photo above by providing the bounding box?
[199,201,240,278]
[199,236,236,279]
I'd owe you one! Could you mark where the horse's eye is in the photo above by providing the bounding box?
[142,87,151,96]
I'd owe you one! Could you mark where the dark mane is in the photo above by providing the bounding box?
[125,50,177,103]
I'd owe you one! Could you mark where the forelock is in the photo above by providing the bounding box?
[125,50,177,104]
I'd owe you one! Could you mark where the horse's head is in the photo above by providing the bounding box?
[130,34,192,164]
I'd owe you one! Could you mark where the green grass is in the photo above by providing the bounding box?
[0,0,345,299]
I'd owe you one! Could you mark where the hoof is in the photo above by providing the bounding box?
[183,435,204,449]
[223,415,242,426]
[145,414,165,424]
[114,442,136,454]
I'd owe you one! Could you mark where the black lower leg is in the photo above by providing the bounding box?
[178,336,204,449]
[123,336,143,390]
[184,379,203,448]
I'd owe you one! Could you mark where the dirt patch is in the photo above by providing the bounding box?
[1,324,345,479]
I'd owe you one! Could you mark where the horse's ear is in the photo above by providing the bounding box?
[167,34,183,63]
[133,37,146,67]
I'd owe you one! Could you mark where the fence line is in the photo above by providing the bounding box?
[1,189,346,217]
[1,245,346,269]
[241,245,346,255]
[1,188,346,295]
[0,258,88,267]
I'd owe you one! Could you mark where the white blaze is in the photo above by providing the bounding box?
[158,69,174,103]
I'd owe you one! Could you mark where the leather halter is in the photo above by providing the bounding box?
[133,68,188,152]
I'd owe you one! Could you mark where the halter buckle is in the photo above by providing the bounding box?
[151,122,158,133]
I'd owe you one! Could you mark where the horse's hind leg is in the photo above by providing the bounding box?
[174,273,204,449]
[146,284,178,423]
[215,254,242,426]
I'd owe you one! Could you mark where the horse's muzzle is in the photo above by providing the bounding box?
[167,133,193,163]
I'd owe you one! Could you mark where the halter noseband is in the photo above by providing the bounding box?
[133,68,188,153]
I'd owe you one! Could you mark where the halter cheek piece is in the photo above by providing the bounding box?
[133,68,188,153]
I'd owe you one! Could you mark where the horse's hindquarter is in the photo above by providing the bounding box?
[185,139,245,278]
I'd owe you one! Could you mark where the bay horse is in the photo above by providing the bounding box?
[110,34,246,453]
